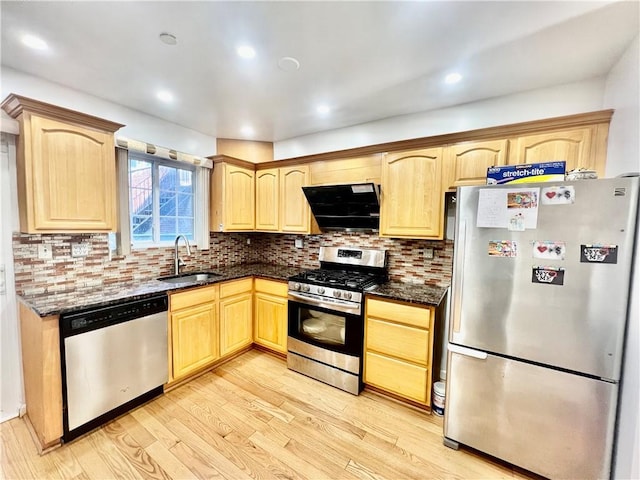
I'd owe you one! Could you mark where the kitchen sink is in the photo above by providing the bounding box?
[157,272,221,284]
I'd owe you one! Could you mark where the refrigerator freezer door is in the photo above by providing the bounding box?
[444,351,618,479]
[450,178,638,380]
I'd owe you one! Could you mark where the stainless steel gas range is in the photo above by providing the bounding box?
[287,246,387,394]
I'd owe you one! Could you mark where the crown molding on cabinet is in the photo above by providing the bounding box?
[1,94,124,133]
[269,109,614,166]
[207,155,257,170]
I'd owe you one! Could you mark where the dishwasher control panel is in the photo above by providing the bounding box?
[60,295,168,336]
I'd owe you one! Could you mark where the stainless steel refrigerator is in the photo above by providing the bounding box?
[444,177,638,479]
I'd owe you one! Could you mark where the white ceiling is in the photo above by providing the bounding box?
[1,1,638,143]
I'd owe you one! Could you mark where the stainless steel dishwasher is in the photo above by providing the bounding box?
[59,295,168,442]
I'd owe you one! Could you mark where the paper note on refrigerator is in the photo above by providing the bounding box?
[477,187,540,229]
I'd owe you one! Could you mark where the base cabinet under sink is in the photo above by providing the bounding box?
[168,278,254,386]
[169,285,219,383]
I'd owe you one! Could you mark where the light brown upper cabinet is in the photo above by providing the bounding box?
[1,94,123,233]
[443,139,508,190]
[509,127,604,173]
[280,165,311,233]
[255,164,317,233]
[210,160,256,232]
[380,147,444,239]
[255,168,280,231]
[309,154,382,186]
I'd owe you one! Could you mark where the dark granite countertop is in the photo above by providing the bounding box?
[367,281,449,307]
[20,262,449,316]
[20,263,305,317]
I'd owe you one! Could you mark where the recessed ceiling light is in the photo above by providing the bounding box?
[278,56,300,72]
[444,72,463,84]
[156,90,174,103]
[159,33,177,46]
[236,45,256,59]
[316,105,331,115]
[241,125,254,136]
[21,34,48,51]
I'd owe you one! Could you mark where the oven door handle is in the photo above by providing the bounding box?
[288,292,362,316]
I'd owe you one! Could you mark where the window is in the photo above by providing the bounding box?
[128,152,195,245]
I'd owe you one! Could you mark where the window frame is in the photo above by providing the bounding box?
[128,151,196,249]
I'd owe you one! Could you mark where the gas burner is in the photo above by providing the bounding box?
[292,268,384,291]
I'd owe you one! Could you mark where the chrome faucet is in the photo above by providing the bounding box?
[174,235,192,275]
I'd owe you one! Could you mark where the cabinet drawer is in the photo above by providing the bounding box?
[366,298,430,329]
[364,351,428,404]
[170,285,218,311]
[254,278,288,297]
[220,278,253,298]
[366,318,428,365]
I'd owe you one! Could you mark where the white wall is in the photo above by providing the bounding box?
[0,67,217,157]
[274,78,606,159]
[0,133,23,422]
[604,35,640,480]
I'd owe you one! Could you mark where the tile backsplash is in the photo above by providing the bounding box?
[249,232,453,286]
[12,231,452,296]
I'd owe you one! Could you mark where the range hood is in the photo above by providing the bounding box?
[302,183,380,231]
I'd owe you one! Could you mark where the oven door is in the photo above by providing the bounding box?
[287,298,363,357]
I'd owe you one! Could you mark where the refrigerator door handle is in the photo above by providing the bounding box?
[451,220,466,334]
[448,343,488,360]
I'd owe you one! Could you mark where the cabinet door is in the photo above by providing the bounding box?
[444,139,508,189]
[171,302,218,381]
[380,148,443,239]
[510,128,592,171]
[29,115,116,232]
[220,293,253,357]
[309,154,382,186]
[280,165,310,233]
[255,168,279,231]
[224,165,255,231]
[254,292,287,354]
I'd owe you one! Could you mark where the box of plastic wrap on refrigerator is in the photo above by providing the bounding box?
[486,161,566,185]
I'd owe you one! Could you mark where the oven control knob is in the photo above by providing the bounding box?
[302,285,310,292]
[333,290,342,298]
[293,283,301,291]
[344,292,353,300]
[317,287,325,294]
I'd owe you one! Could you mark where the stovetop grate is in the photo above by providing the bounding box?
[290,268,386,291]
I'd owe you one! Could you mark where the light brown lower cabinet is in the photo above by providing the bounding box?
[253,278,288,354]
[169,285,219,382]
[219,278,254,357]
[18,301,63,452]
[364,297,436,407]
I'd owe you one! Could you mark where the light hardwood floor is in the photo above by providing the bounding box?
[1,350,535,479]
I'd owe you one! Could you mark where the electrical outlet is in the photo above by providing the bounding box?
[424,247,434,260]
[247,238,251,245]
[71,243,90,257]
[38,244,53,260]
[295,238,304,248]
